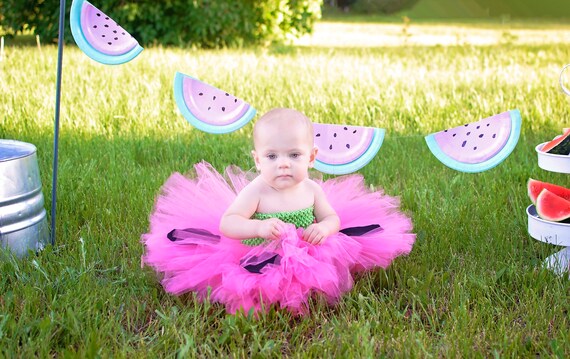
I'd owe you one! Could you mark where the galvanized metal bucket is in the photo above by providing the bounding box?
[0,139,48,257]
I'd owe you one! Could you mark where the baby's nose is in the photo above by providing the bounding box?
[278,158,290,167]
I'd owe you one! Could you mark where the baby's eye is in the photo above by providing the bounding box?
[267,154,277,160]
[290,153,300,159]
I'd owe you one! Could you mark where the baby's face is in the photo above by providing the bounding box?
[252,120,316,191]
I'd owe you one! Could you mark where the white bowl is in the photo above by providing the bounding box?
[535,142,570,174]
[527,204,570,246]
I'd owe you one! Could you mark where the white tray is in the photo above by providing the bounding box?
[527,204,570,246]
[535,142,570,174]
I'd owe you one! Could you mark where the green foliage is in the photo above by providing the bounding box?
[472,0,570,18]
[345,0,420,14]
[328,0,570,18]
[0,0,322,47]
[0,0,61,41]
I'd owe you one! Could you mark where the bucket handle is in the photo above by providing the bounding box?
[559,64,570,97]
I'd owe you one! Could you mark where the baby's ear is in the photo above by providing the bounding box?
[308,146,318,168]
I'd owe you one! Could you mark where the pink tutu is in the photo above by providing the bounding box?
[141,162,415,315]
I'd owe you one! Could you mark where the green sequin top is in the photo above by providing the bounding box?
[241,206,315,246]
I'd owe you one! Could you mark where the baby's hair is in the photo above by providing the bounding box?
[253,108,314,148]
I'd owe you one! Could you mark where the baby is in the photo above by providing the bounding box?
[143,107,415,315]
[219,108,340,245]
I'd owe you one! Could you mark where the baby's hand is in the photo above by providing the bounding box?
[258,218,285,241]
[303,223,328,245]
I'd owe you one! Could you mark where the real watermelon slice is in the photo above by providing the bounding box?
[536,189,570,222]
[173,72,256,134]
[424,109,522,173]
[528,178,570,204]
[312,123,385,175]
[70,0,143,65]
[540,128,570,155]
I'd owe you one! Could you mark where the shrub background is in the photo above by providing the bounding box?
[339,0,570,18]
[0,0,322,48]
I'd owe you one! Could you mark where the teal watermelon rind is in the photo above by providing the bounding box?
[424,109,522,173]
[70,0,143,65]
[173,72,257,134]
[314,128,385,175]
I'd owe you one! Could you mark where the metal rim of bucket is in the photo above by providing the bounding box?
[0,139,37,163]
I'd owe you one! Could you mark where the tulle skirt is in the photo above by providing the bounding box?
[141,162,415,315]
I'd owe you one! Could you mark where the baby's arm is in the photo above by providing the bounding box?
[303,181,340,245]
[219,182,284,240]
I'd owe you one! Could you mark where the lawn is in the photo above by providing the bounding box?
[1,18,569,357]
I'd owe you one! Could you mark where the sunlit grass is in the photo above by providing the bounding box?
[295,20,570,47]
[1,19,569,357]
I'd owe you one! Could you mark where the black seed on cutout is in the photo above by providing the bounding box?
[208,107,211,111]
[444,129,448,132]
[213,96,216,100]
[222,107,226,111]
[492,134,496,138]
[474,146,477,150]
[225,93,229,96]
[122,32,126,35]
[467,132,471,135]
[104,24,109,27]
[464,124,469,126]
[234,99,237,103]
[344,127,348,130]
[346,144,350,149]
[316,133,321,137]
[333,133,337,137]
[108,42,112,45]
[462,141,467,147]
[93,25,98,28]
[114,37,118,40]
[96,13,101,16]
[452,133,456,137]
[199,92,203,96]
[479,134,484,138]
[487,123,490,126]
[476,126,480,129]
[105,17,109,20]
[113,30,117,33]
[102,35,105,37]
[329,145,333,150]
[353,130,357,133]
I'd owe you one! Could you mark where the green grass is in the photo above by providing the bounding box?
[1,19,570,357]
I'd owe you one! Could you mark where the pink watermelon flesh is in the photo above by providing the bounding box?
[528,178,570,204]
[182,77,249,126]
[313,124,374,165]
[536,189,570,222]
[540,128,570,154]
[432,111,511,164]
[81,2,138,56]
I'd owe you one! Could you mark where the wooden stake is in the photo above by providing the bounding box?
[0,36,4,61]
[36,34,42,53]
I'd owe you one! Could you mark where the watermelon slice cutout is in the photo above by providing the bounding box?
[173,72,256,134]
[312,123,385,175]
[70,0,143,65]
[424,110,522,173]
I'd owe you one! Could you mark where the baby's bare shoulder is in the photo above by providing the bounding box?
[240,177,264,196]
[305,178,324,192]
